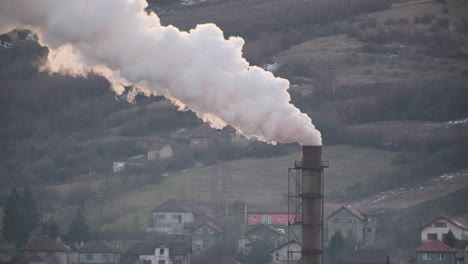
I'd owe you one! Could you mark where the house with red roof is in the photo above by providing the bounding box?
[421,216,468,243]
[19,236,69,264]
[149,199,194,234]
[415,240,457,264]
[325,205,376,243]
[184,216,224,252]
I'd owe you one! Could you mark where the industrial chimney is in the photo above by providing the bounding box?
[300,146,327,264]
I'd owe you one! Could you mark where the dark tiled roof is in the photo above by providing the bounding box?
[20,237,68,252]
[190,124,213,138]
[269,240,301,253]
[184,216,223,233]
[337,249,389,264]
[80,240,118,253]
[415,240,457,253]
[153,199,191,213]
[245,223,283,236]
[19,255,47,264]
[327,206,366,221]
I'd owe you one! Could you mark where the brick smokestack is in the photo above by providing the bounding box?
[301,146,324,264]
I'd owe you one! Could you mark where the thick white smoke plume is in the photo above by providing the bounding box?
[0,0,321,145]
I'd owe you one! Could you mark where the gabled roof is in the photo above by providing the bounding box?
[327,205,366,221]
[127,240,189,256]
[19,237,68,252]
[190,124,213,138]
[415,240,457,253]
[245,223,283,236]
[153,199,191,213]
[185,216,223,233]
[80,240,119,253]
[19,255,47,264]
[421,216,468,231]
[337,249,389,264]
[269,240,301,253]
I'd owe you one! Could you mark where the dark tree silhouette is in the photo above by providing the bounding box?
[67,209,91,248]
[443,230,457,248]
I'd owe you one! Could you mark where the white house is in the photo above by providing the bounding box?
[149,199,194,234]
[421,216,468,243]
[127,241,191,264]
[269,240,301,264]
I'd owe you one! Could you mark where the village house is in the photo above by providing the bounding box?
[69,240,120,264]
[126,240,191,264]
[189,124,250,152]
[325,205,376,243]
[269,240,301,264]
[335,249,390,264]
[415,240,457,264]
[19,236,69,264]
[238,223,285,255]
[30,217,68,242]
[454,240,468,264]
[147,144,173,161]
[184,216,223,252]
[247,205,293,225]
[421,216,468,243]
[149,199,194,234]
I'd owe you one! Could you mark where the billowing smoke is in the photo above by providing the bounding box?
[0,0,321,145]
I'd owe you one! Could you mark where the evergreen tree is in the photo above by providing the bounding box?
[42,222,60,240]
[21,187,41,240]
[443,230,457,248]
[326,231,344,264]
[67,209,91,247]
[2,188,20,242]
[3,187,41,243]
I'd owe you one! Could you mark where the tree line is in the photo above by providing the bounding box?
[2,187,92,248]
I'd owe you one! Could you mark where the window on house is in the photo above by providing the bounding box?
[86,254,93,260]
[160,248,165,255]
[196,228,202,234]
[427,233,438,240]
[158,260,165,264]
[252,215,257,220]
[278,215,283,220]
[333,218,340,223]
[367,228,372,232]
[436,254,444,260]
[158,215,165,220]
[288,251,294,259]
[348,218,354,224]
[102,254,110,260]
[434,222,447,228]
[368,218,373,222]
[208,228,214,234]
[422,254,431,260]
